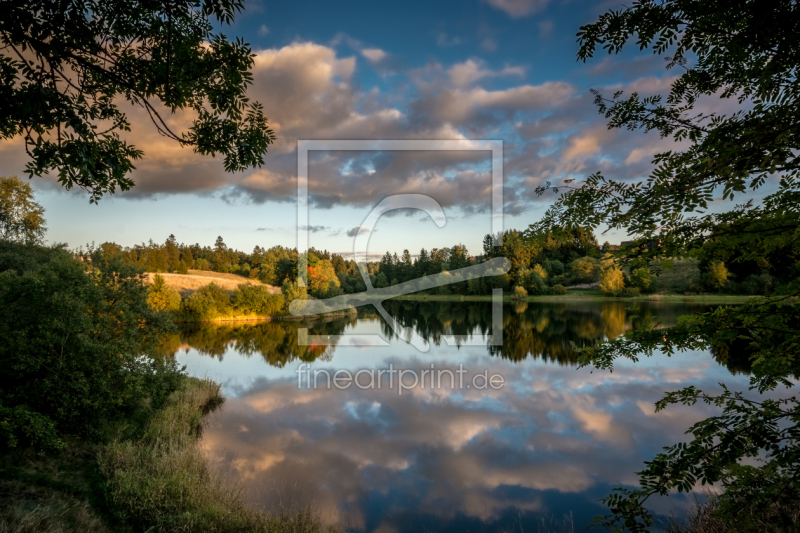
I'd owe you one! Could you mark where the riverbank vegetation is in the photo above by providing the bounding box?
[0,236,331,532]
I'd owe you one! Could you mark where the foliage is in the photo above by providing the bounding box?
[0,0,275,202]
[181,282,231,319]
[0,241,181,453]
[522,270,548,295]
[307,259,342,298]
[543,259,565,276]
[531,0,800,530]
[512,285,528,299]
[148,274,181,312]
[550,284,567,296]
[600,265,625,295]
[0,176,46,244]
[570,256,602,284]
[741,273,775,296]
[629,268,653,292]
[231,284,283,316]
[280,281,307,311]
[707,261,731,293]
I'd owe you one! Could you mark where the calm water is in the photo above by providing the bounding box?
[165,301,750,532]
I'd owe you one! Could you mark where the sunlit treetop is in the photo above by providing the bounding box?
[0,0,275,202]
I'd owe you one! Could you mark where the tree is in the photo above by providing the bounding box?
[569,256,601,284]
[0,241,181,452]
[307,259,340,298]
[0,176,46,244]
[533,1,800,530]
[628,267,652,292]
[0,0,275,202]
[599,265,625,296]
[147,273,181,311]
[707,260,731,293]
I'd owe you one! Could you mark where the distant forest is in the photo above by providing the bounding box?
[90,222,797,300]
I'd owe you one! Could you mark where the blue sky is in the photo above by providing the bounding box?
[3,0,680,258]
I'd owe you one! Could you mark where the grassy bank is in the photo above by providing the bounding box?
[173,307,358,324]
[1,378,333,533]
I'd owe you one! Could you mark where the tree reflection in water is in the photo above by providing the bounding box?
[163,301,712,368]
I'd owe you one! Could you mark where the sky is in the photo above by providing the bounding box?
[1,0,685,259]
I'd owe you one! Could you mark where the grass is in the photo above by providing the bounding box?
[99,377,333,533]
[145,270,280,295]
[1,378,333,533]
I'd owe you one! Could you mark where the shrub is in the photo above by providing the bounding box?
[147,274,181,312]
[182,283,232,319]
[231,284,284,316]
[600,266,625,295]
[523,270,548,295]
[512,285,528,299]
[550,284,567,295]
[618,287,641,298]
[176,261,189,275]
[0,242,181,452]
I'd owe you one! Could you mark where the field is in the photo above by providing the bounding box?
[145,270,280,294]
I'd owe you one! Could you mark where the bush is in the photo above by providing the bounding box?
[617,287,641,298]
[522,270,548,295]
[0,242,181,452]
[231,284,284,316]
[176,261,189,275]
[148,274,182,312]
[182,283,232,319]
[512,285,528,299]
[550,284,567,295]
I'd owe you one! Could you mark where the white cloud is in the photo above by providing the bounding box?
[485,0,550,18]
[361,48,387,63]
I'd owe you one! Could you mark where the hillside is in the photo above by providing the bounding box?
[145,270,280,294]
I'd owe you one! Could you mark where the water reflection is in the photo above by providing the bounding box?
[172,301,745,532]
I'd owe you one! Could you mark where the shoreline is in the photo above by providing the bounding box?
[388,292,756,304]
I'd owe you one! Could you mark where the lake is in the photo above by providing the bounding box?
[166,300,750,532]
